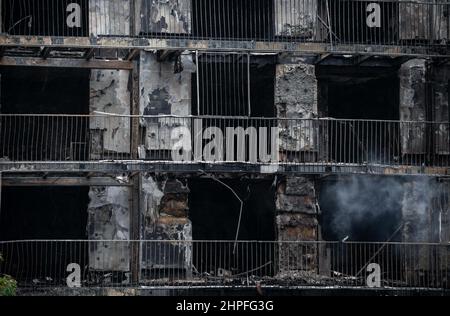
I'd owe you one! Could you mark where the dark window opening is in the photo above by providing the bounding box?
[0,67,90,161]
[1,67,90,114]
[188,178,276,277]
[0,186,89,284]
[317,66,400,164]
[192,54,276,117]
[2,0,89,36]
[192,0,274,40]
[326,0,399,45]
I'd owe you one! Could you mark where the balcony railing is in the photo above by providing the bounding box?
[0,240,448,290]
[1,0,449,55]
[0,114,449,174]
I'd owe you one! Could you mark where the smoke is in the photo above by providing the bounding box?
[319,176,436,242]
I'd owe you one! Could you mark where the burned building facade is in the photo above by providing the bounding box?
[0,0,449,294]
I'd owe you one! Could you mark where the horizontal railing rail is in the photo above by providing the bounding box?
[1,0,449,55]
[0,240,448,290]
[0,114,449,173]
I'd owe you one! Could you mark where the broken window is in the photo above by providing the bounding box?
[188,178,276,277]
[192,0,274,40]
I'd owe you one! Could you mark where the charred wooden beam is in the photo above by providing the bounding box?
[0,56,133,69]
[84,48,95,60]
[156,50,181,62]
[40,47,52,59]
[1,176,132,187]
[125,49,140,61]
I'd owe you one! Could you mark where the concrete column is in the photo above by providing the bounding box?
[399,59,427,155]
[401,179,440,286]
[276,176,319,273]
[430,63,450,155]
[89,69,131,156]
[140,175,192,275]
[275,59,318,163]
[87,186,131,273]
[138,51,194,158]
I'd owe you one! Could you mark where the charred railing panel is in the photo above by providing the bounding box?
[0,240,448,289]
[1,1,449,55]
[0,115,450,172]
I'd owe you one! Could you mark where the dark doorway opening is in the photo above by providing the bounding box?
[0,186,90,285]
[192,54,276,117]
[1,67,90,114]
[318,177,403,242]
[192,0,274,40]
[317,65,400,164]
[2,0,89,36]
[0,67,90,161]
[318,176,404,281]
[0,186,89,240]
[188,178,276,277]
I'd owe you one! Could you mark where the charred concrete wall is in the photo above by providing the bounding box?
[136,0,192,35]
[140,175,192,271]
[275,58,318,160]
[399,0,449,42]
[399,59,427,155]
[139,51,194,156]
[89,0,131,36]
[431,64,450,155]
[276,176,319,272]
[87,186,130,271]
[90,70,131,156]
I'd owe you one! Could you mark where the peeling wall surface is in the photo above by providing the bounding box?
[399,0,448,42]
[139,51,193,154]
[275,61,318,152]
[276,176,319,272]
[137,0,192,34]
[88,186,130,271]
[89,0,130,36]
[275,0,317,39]
[140,175,192,271]
[90,70,131,155]
[399,59,426,154]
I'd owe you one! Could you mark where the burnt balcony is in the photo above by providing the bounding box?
[0,114,449,175]
[0,240,448,291]
[0,0,449,56]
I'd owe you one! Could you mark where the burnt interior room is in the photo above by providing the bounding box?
[317,65,400,120]
[188,178,276,276]
[0,67,90,161]
[192,0,274,40]
[192,54,276,117]
[318,176,404,277]
[317,64,400,163]
[1,67,90,114]
[0,186,90,282]
[2,0,89,36]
